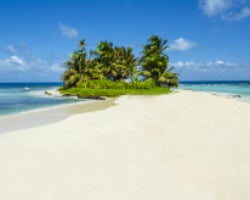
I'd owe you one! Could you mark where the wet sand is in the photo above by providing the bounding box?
[0,98,115,133]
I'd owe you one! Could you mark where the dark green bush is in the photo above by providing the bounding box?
[76,79,156,90]
[60,87,170,97]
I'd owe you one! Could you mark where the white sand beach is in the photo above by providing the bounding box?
[0,90,250,200]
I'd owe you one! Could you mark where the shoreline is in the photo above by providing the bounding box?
[1,89,250,134]
[0,99,85,119]
[1,89,249,134]
[0,98,116,134]
[177,88,250,103]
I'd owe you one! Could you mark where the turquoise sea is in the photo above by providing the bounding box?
[0,83,81,116]
[179,81,250,103]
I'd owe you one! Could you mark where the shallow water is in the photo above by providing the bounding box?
[179,81,250,103]
[0,98,115,134]
[0,83,81,116]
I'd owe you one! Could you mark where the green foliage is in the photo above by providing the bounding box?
[130,78,156,89]
[76,79,156,90]
[140,35,178,88]
[77,79,125,89]
[60,87,170,98]
[61,36,179,90]
[93,41,137,81]
[62,39,90,87]
[62,68,80,88]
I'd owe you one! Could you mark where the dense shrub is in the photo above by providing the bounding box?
[76,79,156,90]
[60,87,170,97]
[131,79,156,89]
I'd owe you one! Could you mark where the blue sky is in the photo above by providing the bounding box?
[0,0,250,82]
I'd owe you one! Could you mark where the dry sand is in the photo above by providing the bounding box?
[0,90,250,200]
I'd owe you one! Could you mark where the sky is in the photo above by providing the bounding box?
[0,0,250,82]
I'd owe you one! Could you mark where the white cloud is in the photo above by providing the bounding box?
[199,0,231,16]
[59,23,78,38]
[0,45,67,81]
[7,56,25,66]
[215,60,225,65]
[5,44,16,55]
[171,60,238,72]
[0,56,28,71]
[51,64,64,72]
[172,61,196,68]
[169,38,197,51]
[222,6,250,21]
[199,0,250,21]
[0,53,65,73]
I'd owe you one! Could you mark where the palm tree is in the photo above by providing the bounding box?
[62,39,90,88]
[86,56,105,80]
[140,35,178,87]
[112,46,137,81]
[61,37,177,89]
[158,67,179,87]
[93,41,137,81]
[93,41,114,80]
[75,39,89,81]
[61,61,80,88]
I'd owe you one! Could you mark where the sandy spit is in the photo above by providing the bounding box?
[0,90,250,200]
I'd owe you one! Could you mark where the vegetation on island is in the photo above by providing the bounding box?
[60,35,178,98]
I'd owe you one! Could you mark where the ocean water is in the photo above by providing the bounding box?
[1,81,250,117]
[0,83,81,116]
[179,81,250,103]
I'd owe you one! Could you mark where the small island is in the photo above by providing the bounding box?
[60,35,178,98]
